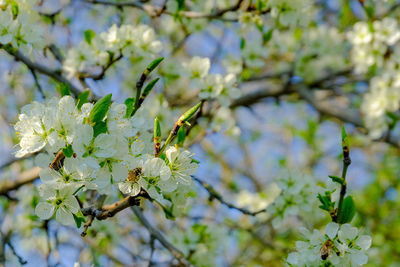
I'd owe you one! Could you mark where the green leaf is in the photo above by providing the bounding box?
[317,192,335,212]
[341,126,347,142]
[84,29,96,45]
[142,78,159,98]
[77,90,90,110]
[363,5,375,20]
[145,57,164,75]
[176,0,185,10]
[181,102,202,123]
[240,37,246,50]
[11,2,19,18]
[341,126,350,153]
[160,204,175,220]
[93,121,108,137]
[73,210,86,228]
[62,145,74,158]
[177,126,185,146]
[154,117,161,139]
[263,28,274,43]
[338,196,356,224]
[57,83,71,96]
[124,97,135,118]
[328,175,345,185]
[88,94,112,124]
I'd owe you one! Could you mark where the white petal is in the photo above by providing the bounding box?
[35,202,55,219]
[118,182,132,194]
[351,251,368,266]
[325,222,339,239]
[35,153,52,168]
[131,183,141,196]
[40,168,61,183]
[56,206,75,225]
[287,252,299,265]
[158,179,177,193]
[63,195,80,214]
[356,235,372,250]
[112,163,129,183]
[166,146,178,163]
[339,224,358,241]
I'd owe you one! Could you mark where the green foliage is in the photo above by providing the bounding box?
[84,29,96,45]
[62,144,74,158]
[73,210,86,228]
[177,126,185,146]
[181,102,202,123]
[142,78,159,98]
[154,117,161,138]
[93,121,108,137]
[88,93,112,124]
[176,0,185,11]
[338,196,356,224]
[77,90,90,110]
[57,83,71,96]
[318,191,335,212]
[328,175,345,185]
[124,97,135,118]
[145,57,164,75]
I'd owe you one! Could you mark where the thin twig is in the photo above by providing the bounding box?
[192,176,267,216]
[131,206,194,267]
[29,68,45,98]
[1,45,82,97]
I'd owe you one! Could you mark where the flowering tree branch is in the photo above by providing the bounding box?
[81,191,150,221]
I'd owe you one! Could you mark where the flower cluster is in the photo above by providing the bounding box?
[265,0,313,27]
[348,18,400,138]
[287,223,372,267]
[63,24,162,78]
[14,95,198,225]
[348,18,400,74]
[266,171,328,228]
[296,25,348,82]
[182,56,240,104]
[0,0,44,54]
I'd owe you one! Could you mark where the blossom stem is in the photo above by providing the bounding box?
[335,127,351,223]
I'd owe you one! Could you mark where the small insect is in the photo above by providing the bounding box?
[49,150,65,171]
[320,240,334,260]
[127,167,142,182]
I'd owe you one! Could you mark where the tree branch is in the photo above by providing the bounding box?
[81,191,150,221]
[0,167,40,196]
[84,0,243,21]
[192,176,267,216]
[131,206,194,267]
[1,46,82,97]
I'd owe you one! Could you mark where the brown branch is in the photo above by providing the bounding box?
[131,206,195,267]
[0,167,40,196]
[230,85,290,108]
[81,191,149,221]
[296,86,363,127]
[79,54,123,80]
[84,0,243,21]
[192,176,267,216]
[1,45,82,97]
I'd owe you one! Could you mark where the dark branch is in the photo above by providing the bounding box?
[1,45,82,97]
[192,176,267,216]
[131,206,194,267]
